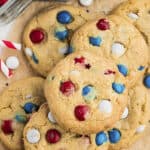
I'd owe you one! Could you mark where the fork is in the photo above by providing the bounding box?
[0,0,68,26]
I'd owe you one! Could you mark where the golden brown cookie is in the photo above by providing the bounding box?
[113,0,150,49]
[44,51,128,134]
[23,103,109,150]
[71,15,149,86]
[23,5,91,77]
[108,75,150,150]
[0,77,45,150]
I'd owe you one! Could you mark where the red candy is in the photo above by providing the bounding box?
[60,81,75,96]
[74,56,85,64]
[0,0,8,6]
[46,129,61,143]
[74,105,90,121]
[96,19,110,30]
[30,29,44,44]
[104,69,116,75]
[1,120,13,134]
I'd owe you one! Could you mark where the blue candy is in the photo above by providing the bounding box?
[65,45,73,55]
[32,53,39,64]
[57,11,73,24]
[138,66,144,71]
[55,29,68,41]
[95,131,108,146]
[117,64,128,76]
[143,75,150,88]
[112,82,125,94]
[108,128,121,144]
[15,115,27,123]
[82,85,96,102]
[23,103,38,114]
[89,36,102,47]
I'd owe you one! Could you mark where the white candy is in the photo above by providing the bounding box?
[25,94,32,99]
[25,48,33,57]
[111,43,125,57]
[26,128,40,144]
[79,0,93,6]
[121,107,129,119]
[128,13,139,20]
[6,56,19,69]
[48,112,56,123]
[136,125,145,133]
[58,46,68,55]
[70,70,80,76]
[98,100,112,114]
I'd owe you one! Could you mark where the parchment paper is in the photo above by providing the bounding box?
[0,0,149,149]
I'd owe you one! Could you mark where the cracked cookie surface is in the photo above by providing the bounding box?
[23,103,109,150]
[44,51,128,134]
[113,0,150,51]
[23,5,91,77]
[71,15,149,86]
[108,74,150,150]
[0,77,45,150]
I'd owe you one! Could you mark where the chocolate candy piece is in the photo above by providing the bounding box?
[57,11,73,24]
[46,129,61,143]
[95,131,108,146]
[108,128,121,143]
[74,105,90,121]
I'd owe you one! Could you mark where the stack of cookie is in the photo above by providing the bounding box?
[0,0,150,149]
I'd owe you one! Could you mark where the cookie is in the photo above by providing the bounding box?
[113,0,150,51]
[23,5,91,77]
[23,103,109,150]
[0,77,45,150]
[71,15,149,86]
[44,51,128,134]
[108,75,150,150]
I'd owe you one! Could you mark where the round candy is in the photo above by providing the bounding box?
[46,129,61,143]
[89,36,102,47]
[30,29,45,44]
[0,0,7,6]
[79,0,93,6]
[58,46,68,55]
[55,27,69,41]
[136,125,145,133]
[48,112,56,124]
[25,48,33,57]
[82,85,96,102]
[15,115,27,123]
[1,120,13,135]
[117,64,128,76]
[128,13,139,20]
[26,128,41,144]
[112,82,125,94]
[74,105,90,121]
[96,18,110,30]
[6,56,19,69]
[60,81,75,96]
[23,102,38,114]
[111,43,125,58]
[95,131,108,146]
[98,100,112,114]
[108,128,121,144]
[57,11,73,24]
[143,75,150,88]
[138,66,144,71]
[121,107,128,119]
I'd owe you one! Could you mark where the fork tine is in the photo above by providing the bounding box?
[0,0,32,26]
